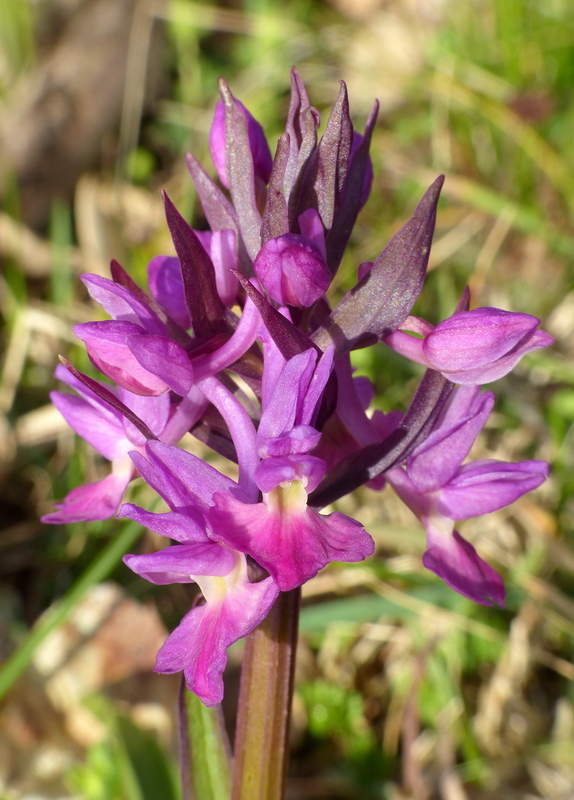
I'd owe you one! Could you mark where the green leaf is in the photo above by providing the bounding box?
[117,715,179,800]
[181,686,232,800]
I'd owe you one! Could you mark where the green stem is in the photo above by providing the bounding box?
[231,588,301,800]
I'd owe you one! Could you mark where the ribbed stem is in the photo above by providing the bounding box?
[231,589,300,800]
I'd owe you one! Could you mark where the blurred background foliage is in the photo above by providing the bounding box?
[0,0,573,798]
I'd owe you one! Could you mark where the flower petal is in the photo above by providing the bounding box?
[81,274,167,335]
[127,334,194,397]
[154,572,278,706]
[50,390,127,462]
[42,469,132,523]
[253,234,331,308]
[130,441,242,513]
[437,459,549,519]
[119,504,208,543]
[123,542,236,584]
[422,527,505,607]
[407,391,494,492]
[422,307,553,383]
[74,321,170,396]
[147,255,191,329]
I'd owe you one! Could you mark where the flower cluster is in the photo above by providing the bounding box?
[43,70,552,705]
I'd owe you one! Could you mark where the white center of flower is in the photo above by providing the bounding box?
[265,478,308,515]
[191,549,244,604]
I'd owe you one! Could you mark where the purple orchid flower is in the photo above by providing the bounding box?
[386,385,548,605]
[41,365,171,523]
[74,274,195,396]
[120,440,278,706]
[384,307,554,384]
[206,348,375,590]
[43,69,554,715]
[207,466,372,591]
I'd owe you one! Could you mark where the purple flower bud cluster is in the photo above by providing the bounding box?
[43,70,552,705]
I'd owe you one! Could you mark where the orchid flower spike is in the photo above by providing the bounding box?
[43,69,553,711]
[120,441,278,705]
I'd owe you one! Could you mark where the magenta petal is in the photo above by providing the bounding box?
[433,327,555,384]
[154,574,278,706]
[123,542,236,584]
[118,504,208,543]
[437,384,484,427]
[130,441,242,513]
[253,234,331,307]
[407,391,493,492]
[127,334,194,397]
[147,255,191,329]
[53,363,122,423]
[301,346,334,426]
[422,529,505,607]
[208,493,374,591]
[81,274,166,335]
[257,349,316,441]
[50,390,126,461]
[192,296,261,381]
[437,459,549,519]
[194,229,239,307]
[423,307,549,372]
[255,454,325,493]
[42,471,132,523]
[298,208,326,257]
[259,426,322,459]
[74,321,170,396]
[118,389,171,445]
[382,330,430,367]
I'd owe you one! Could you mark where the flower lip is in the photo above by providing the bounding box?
[422,528,506,607]
[206,489,374,592]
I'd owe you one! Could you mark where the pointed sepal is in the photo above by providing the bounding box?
[309,368,455,508]
[312,175,445,356]
[163,192,234,337]
[58,356,157,441]
[218,79,263,261]
[297,81,353,231]
[325,100,379,273]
